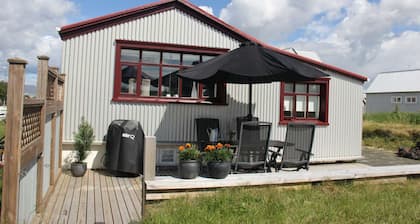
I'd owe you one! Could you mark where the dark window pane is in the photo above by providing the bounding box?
[163,52,180,65]
[142,51,160,64]
[309,84,320,94]
[181,79,198,98]
[183,54,200,66]
[141,65,159,96]
[121,65,137,94]
[161,67,180,97]
[203,83,216,98]
[121,49,140,62]
[295,84,307,93]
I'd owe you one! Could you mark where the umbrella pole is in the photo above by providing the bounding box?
[247,83,252,121]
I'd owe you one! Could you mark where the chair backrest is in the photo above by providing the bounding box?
[236,121,271,163]
[195,118,219,150]
[282,123,316,163]
[236,116,258,141]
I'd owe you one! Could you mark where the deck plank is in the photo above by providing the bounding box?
[41,172,67,223]
[110,175,130,224]
[76,171,89,224]
[86,170,95,224]
[99,173,114,223]
[105,175,123,224]
[94,172,105,223]
[118,177,139,221]
[123,178,143,219]
[130,177,145,217]
[67,175,82,224]
[56,173,76,223]
[48,174,71,223]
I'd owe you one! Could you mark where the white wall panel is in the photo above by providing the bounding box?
[62,8,364,162]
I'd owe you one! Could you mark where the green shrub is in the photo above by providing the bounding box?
[73,117,94,162]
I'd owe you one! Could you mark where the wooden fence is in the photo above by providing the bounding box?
[1,56,65,223]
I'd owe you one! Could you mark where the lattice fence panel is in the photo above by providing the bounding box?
[47,75,55,100]
[21,107,41,147]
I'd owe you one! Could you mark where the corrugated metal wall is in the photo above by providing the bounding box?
[61,8,364,161]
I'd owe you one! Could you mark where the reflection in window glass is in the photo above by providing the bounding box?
[308,96,319,118]
[202,55,215,62]
[309,84,320,94]
[284,96,294,117]
[285,83,294,93]
[163,52,180,65]
[161,67,179,97]
[295,84,307,93]
[142,51,160,64]
[121,49,140,62]
[141,65,159,96]
[203,83,216,98]
[181,79,198,98]
[183,54,200,66]
[121,65,137,94]
[296,95,306,118]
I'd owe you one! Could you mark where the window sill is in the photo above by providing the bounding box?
[279,120,329,126]
[112,96,227,105]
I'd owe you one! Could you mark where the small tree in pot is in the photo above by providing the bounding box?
[71,117,94,177]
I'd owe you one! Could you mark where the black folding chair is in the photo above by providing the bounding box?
[233,121,271,172]
[195,118,219,151]
[269,123,316,171]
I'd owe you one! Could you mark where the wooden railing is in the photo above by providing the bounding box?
[1,56,65,223]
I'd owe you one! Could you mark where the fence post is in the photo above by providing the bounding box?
[1,58,27,224]
[35,55,48,213]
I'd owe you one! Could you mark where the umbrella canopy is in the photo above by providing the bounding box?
[178,42,329,119]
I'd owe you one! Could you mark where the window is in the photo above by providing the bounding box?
[113,40,228,104]
[280,79,329,125]
[391,96,402,104]
[405,96,417,104]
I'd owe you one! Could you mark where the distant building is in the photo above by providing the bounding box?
[365,69,420,113]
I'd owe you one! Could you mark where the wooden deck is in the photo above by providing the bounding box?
[146,163,420,200]
[32,170,144,224]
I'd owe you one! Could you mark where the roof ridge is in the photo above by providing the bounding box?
[378,68,420,74]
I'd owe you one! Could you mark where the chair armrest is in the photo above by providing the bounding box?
[295,148,314,156]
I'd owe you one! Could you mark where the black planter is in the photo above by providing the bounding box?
[179,160,201,179]
[207,161,231,179]
[71,162,87,177]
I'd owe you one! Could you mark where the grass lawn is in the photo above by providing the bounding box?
[363,112,420,150]
[141,180,420,224]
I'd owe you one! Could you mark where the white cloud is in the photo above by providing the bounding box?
[199,6,214,15]
[0,0,75,85]
[220,0,420,79]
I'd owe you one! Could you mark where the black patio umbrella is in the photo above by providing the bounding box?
[178,42,329,119]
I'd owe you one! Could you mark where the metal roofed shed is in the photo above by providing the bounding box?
[365,69,420,113]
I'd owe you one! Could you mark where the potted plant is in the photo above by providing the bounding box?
[71,117,94,177]
[178,143,201,179]
[202,143,233,179]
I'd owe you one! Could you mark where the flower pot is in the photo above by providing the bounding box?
[71,162,87,177]
[179,160,201,179]
[207,161,231,179]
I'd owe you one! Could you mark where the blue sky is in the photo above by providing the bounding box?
[1,0,420,88]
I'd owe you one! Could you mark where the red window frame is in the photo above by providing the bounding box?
[113,40,229,104]
[279,78,330,125]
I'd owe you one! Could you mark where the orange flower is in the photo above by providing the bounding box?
[216,143,223,149]
[185,143,192,148]
[211,145,216,151]
[224,144,231,148]
[205,145,212,151]
[178,145,185,151]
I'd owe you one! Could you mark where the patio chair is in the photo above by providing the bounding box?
[195,118,219,151]
[236,116,258,141]
[269,123,315,171]
[233,121,271,172]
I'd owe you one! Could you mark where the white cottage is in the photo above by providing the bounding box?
[59,0,367,168]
